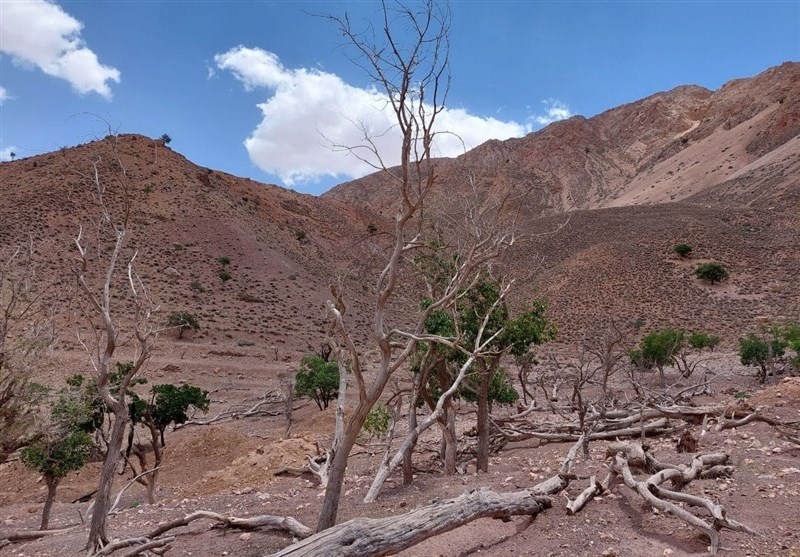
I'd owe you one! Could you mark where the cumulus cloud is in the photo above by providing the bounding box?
[532,98,573,126]
[215,46,526,185]
[0,147,19,162]
[0,0,120,98]
[0,86,9,104]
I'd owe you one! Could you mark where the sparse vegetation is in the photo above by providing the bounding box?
[166,311,200,339]
[218,269,232,282]
[673,243,693,257]
[695,262,728,284]
[294,355,339,410]
[295,230,307,242]
[160,133,172,145]
[217,256,231,266]
[189,279,205,292]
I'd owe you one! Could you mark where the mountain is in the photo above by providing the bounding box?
[0,134,387,352]
[1,63,798,349]
[327,62,800,341]
[327,62,800,215]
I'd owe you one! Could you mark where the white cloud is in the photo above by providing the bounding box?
[0,146,19,162]
[532,98,573,126]
[0,86,9,104]
[215,46,526,186]
[0,0,120,98]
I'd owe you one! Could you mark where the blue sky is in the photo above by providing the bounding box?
[1,1,798,195]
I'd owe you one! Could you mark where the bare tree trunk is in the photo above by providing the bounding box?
[88,409,128,551]
[443,404,457,475]
[40,476,58,530]
[476,366,490,473]
[317,401,373,530]
[402,395,416,485]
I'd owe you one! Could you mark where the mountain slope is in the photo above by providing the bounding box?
[0,134,385,351]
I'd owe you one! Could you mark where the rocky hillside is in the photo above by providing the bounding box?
[327,62,800,342]
[1,62,798,350]
[0,134,388,352]
[327,62,800,216]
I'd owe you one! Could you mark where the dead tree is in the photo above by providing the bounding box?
[0,242,57,462]
[72,135,158,553]
[314,1,522,530]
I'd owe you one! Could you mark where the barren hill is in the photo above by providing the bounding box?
[327,61,800,341]
[327,61,800,215]
[0,134,386,352]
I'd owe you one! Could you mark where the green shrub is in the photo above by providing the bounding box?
[295,355,339,410]
[218,269,232,282]
[166,311,200,339]
[739,333,786,383]
[363,404,390,439]
[688,331,720,351]
[674,244,693,257]
[695,262,728,284]
[189,280,205,292]
[217,256,231,266]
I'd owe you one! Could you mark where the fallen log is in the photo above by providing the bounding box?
[266,489,552,557]
[90,511,313,556]
[0,525,79,546]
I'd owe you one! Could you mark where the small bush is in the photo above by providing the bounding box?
[166,311,200,339]
[367,223,377,234]
[173,244,184,251]
[189,280,205,292]
[217,256,231,266]
[695,262,728,284]
[218,269,232,282]
[160,133,172,145]
[674,244,693,257]
[295,230,306,242]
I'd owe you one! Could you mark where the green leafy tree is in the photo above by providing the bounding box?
[295,355,339,410]
[695,262,729,284]
[688,331,720,351]
[20,383,95,529]
[125,382,209,503]
[674,244,693,257]
[636,328,684,384]
[738,323,798,382]
[166,311,200,339]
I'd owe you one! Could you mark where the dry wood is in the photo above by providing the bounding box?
[90,510,313,556]
[607,443,757,556]
[565,472,614,515]
[267,488,551,557]
[0,525,78,546]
